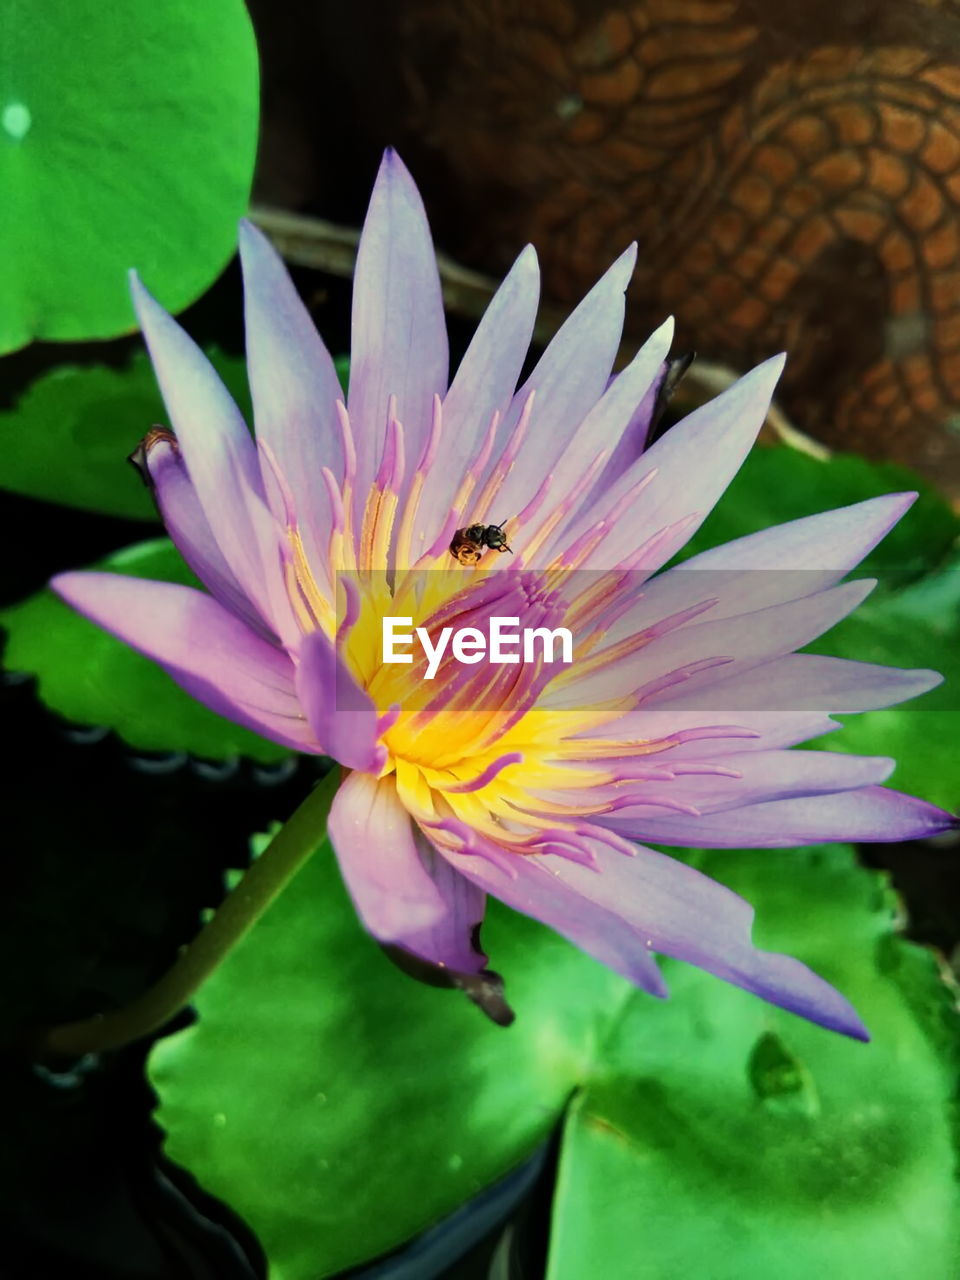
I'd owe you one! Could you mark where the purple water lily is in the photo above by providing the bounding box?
[54,150,952,1038]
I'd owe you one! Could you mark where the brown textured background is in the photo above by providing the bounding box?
[251,0,960,491]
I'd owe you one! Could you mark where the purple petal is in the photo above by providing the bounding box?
[600,785,955,847]
[437,832,668,996]
[573,749,894,820]
[415,244,540,540]
[129,274,289,633]
[549,579,875,707]
[685,492,916,576]
[140,432,272,638]
[489,243,638,521]
[590,706,841,755]
[50,572,314,751]
[239,220,344,587]
[645,652,943,715]
[519,839,868,1038]
[613,493,918,639]
[548,354,785,569]
[348,150,449,498]
[594,352,692,488]
[328,772,486,972]
[511,317,674,553]
[295,630,386,773]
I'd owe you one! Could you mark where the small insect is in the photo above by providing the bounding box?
[449,521,513,565]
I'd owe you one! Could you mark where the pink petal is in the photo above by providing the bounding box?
[295,630,386,773]
[50,572,314,751]
[328,772,487,973]
[348,150,449,499]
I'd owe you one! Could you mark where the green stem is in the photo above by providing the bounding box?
[36,768,341,1061]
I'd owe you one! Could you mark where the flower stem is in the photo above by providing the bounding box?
[35,767,341,1062]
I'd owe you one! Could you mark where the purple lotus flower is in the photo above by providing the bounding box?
[53,151,952,1039]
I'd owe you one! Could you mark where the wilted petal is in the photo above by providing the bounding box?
[50,573,313,751]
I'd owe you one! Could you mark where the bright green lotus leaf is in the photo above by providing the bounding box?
[0,538,289,761]
[149,835,629,1280]
[0,0,258,352]
[0,351,251,518]
[547,845,960,1280]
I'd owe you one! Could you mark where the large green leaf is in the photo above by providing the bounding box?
[0,351,251,518]
[149,841,959,1279]
[149,837,628,1280]
[0,0,258,352]
[0,538,289,762]
[547,845,960,1279]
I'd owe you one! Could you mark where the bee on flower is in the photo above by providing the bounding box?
[53,151,953,1038]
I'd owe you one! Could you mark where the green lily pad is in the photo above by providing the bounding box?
[547,845,960,1279]
[0,0,258,352]
[150,835,627,1280]
[0,350,251,519]
[0,538,289,762]
[149,839,959,1279]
